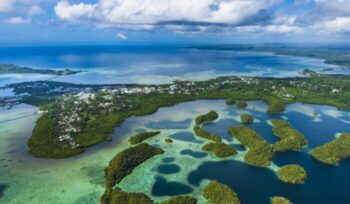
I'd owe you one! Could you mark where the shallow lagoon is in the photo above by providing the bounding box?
[0,100,350,203]
[0,45,348,85]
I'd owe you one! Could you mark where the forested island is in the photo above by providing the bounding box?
[271,196,292,204]
[310,133,350,165]
[0,63,79,75]
[271,119,308,152]
[228,125,273,167]
[276,164,307,184]
[2,72,349,158]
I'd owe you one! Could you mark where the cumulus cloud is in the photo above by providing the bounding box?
[50,0,350,36]
[54,0,278,27]
[54,1,96,22]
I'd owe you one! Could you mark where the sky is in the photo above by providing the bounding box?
[0,0,350,44]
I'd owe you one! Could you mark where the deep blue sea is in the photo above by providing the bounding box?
[0,45,347,85]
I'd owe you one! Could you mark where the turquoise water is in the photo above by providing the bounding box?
[0,45,347,86]
[1,100,350,203]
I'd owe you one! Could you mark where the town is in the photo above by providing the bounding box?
[1,72,349,158]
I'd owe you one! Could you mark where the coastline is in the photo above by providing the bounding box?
[20,73,350,158]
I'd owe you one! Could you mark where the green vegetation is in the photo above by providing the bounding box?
[195,110,219,125]
[277,164,307,184]
[129,131,161,145]
[202,180,240,204]
[226,98,248,108]
[160,195,197,204]
[104,143,164,188]
[23,72,350,158]
[265,98,287,113]
[28,112,85,158]
[101,188,197,204]
[228,125,273,167]
[101,188,153,204]
[165,138,173,143]
[271,119,308,152]
[240,114,254,124]
[271,196,292,204]
[235,100,248,108]
[310,133,350,165]
[225,98,236,105]
[202,142,237,158]
[193,125,222,142]
[0,63,79,75]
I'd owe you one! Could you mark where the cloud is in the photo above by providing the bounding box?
[5,17,31,24]
[236,25,303,34]
[116,33,128,40]
[28,5,44,16]
[54,1,96,22]
[54,0,278,27]
[319,17,350,34]
[48,0,350,36]
[0,0,14,12]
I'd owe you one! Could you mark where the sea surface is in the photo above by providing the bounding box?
[0,45,348,86]
[1,45,350,203]
[0,100,350,204]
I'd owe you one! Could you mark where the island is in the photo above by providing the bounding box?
[202,142,237,158]
[160,195,197,204]
[193,126,222,143]
[165,138,173,143]
[226,98,247,108]
[104,143,164,188]
[240,114,254,124]
[228,125,273,167]
[0,63,79,75]
[101,187,153,204]
[266,98,286,113]
[271,196,292,204]
[3,72,348,158]
[271,119,308,152]
[129,131,161,145]
[276,164,307,184]
[310,133,350,165]
[202,180,241,204]
[195,110,219,125]
[101,188,197,204]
